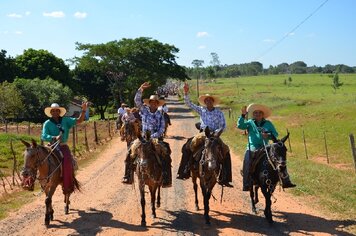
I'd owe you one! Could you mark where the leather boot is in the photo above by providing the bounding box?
[122,151,133,184]
[162,156,172,188]
[218,152,233,188]
[280,169,296,188]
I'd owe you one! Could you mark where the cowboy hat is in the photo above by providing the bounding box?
[247,103,272,118]
[44,103,67,117]
[143,95,165,106]
[121,103,128,107]
[198,94,220,106]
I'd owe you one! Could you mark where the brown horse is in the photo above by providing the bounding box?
[135,133,163,226]
[191,127,224,225]
[21,139,80,226]
[120,120,140,147]
[249,133,290,223]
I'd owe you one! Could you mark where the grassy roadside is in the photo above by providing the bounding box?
[186,74,356,223]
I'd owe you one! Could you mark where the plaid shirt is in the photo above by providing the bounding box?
[135,90,165,138]
[184,95,226,132]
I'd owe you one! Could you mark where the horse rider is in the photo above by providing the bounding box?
[41,102,88,194]
[122,81,172,188]
[237,103,296,191]
[120,107,140,140]
[176,82,233,188]
[116,102,127,130]
[158,102,172,126]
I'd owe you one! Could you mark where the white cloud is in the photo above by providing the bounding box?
[7,13,22,18]
[25,11,31,16]
[43,11,65,18]
[15,31,23,35]
[74,12,87,19]
[286,32,295,36]
[198,45,206,50]
[263,38,276,43]
[197,32,209,38]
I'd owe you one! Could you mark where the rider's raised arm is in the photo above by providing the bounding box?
[184,94,203,115]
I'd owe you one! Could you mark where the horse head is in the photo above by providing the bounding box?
[269,133,289,173]
[203,127,224,171]
[21,139,40,191]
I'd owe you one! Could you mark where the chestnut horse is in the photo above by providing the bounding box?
[190,127,224,225]
[121,120,140,147]
[135,133,163,226]
[249,133,290,223]
[21,139,80,226]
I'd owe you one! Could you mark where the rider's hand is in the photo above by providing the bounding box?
[241,106,247,115]
[140,82,151,91]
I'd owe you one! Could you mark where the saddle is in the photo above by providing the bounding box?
[249,148,266,175]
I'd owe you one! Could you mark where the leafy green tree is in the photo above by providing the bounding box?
[0,81,23,121]
[15,48,71,85]
[331,71,343,93]
[13,78,73,122]
[73,37,188,119]
[0,50,18,83]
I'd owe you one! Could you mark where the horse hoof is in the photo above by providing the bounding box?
[156,203,160,208]
[141,221,146,227]
[50,214,54,221]
[152,214,156,218]
[195,206,199,211]
[205,220,211,225]
[64,206,69,214]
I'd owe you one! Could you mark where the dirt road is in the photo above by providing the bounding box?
[0,97,353,236]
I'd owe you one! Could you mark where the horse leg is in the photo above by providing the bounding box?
[201,185,211,225]
[254,185,259,204]
[156,186,161,208]
[139,183,146,227]
[64,194,70,214]
[149,185,157,218]
[250,188,257,214]
[261,187,273,223]
[192,174,199,210]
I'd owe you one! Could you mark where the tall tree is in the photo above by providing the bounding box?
[0,81,23,121]
[15,48,71,85]
[0,50,18,83]
[73,37,188,119]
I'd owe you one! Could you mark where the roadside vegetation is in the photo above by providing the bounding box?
[186,73,356,221]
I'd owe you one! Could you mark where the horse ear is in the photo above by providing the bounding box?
[281,132,290,143]
[214,128,223,138]
[204,126,210,137]
[31,139,37,148]
[21,139,31,148]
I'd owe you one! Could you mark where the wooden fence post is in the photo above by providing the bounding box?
[5,120,8,133]
[84,124,89,151]
[16,122,19,134]
[286,128,292,153]
[108,120,111,138]
[94,121,99,144]
[324,131,329,164]
[349,134,356,174]
[302,129,308,159]
[27,121,31,135]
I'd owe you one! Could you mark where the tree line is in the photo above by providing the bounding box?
[0,37,188,122]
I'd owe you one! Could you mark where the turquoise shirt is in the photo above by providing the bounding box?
[237,116,278,151]
[41,117,77,143]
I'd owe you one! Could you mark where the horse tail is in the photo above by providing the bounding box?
[73,176,81,192]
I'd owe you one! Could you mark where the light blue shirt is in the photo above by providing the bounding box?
[42,117,77,143]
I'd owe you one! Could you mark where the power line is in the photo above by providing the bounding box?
[256,0,329,62]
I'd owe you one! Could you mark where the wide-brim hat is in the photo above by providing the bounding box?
[121,103,128,107]
[198,94,220,106]
[143,95,165,106]
[247,103,272,118]
[44,103,67,117]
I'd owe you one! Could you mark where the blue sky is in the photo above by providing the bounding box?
[1,0,355,68]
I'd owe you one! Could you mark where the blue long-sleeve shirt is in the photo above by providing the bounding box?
[184,95,226,132]
[135,90,165,138]
[237,116,278,151]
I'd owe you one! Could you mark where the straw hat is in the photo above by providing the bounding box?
[247,103,272,118]
[143,95,165,106]
[198,94,220,106]
[44,103,67,117]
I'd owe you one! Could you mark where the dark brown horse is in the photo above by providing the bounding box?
[135,133,162,226]
[121,120,140,147]
[21,139,80,226]
[249,133,290,223]
[190,127,224,225]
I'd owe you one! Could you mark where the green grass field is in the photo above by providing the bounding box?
[187,74,356,221]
